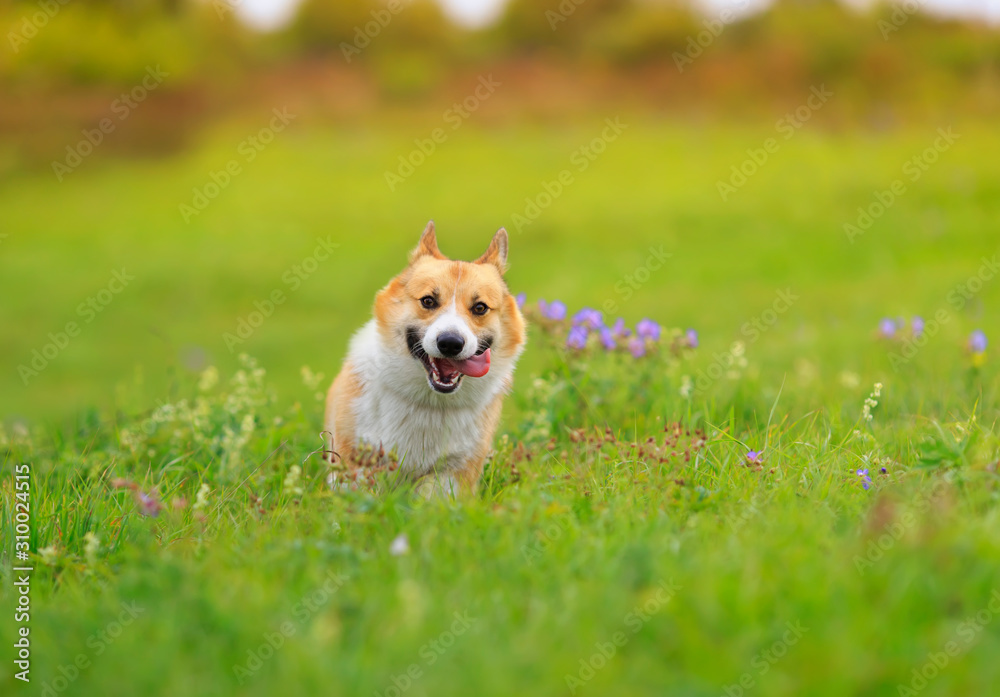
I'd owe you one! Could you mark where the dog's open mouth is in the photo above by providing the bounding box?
[418,349,491,393]
[407,328,493,394]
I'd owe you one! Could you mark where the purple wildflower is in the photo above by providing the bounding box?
[911,316,924,336]
[599,327,616,350]
[572,307,603,330]
[610,318,631,338]
[969,330,988,354]
[685,328,699,348]
[515,292,526,309]
[538,299,567,321]
[746,450,763,465]
[636,318,661,341]
[627,337,646,358]
[112,478,163,517]
[878,318,897,339]
[856,468,872,491]
[137,491,163,517]
[566,326,589,350]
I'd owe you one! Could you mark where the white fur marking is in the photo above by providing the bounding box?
[343,320,519,478]
[421,266,478,360]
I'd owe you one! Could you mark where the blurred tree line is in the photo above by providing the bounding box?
[0,0,253,85]
[1,0,998,104]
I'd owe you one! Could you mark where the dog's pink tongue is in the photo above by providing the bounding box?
[444,348,491,378]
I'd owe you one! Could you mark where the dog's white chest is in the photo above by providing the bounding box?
[346,321,504,475]
[352,390,484,474]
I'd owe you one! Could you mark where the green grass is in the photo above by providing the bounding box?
[2,116,1000,696]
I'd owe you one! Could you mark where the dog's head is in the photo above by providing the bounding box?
[374,221,526,395]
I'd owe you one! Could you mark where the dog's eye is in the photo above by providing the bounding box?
[420,296,438,309]
[471,302,489,316]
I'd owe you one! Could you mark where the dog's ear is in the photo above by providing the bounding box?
[410,221,445,263]
[476,228,509,274]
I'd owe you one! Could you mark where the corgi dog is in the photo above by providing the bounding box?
[324,222,526,496]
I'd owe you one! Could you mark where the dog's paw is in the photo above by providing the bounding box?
[414,473,461,500]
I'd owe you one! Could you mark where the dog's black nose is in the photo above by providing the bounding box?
[437,332,465,357]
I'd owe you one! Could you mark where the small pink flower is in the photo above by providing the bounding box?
[135,490,162,517]
[112,478,163,516]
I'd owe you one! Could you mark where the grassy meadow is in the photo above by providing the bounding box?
[2,114,1000,696]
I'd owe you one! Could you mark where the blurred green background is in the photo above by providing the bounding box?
[1,0,998,424]
[4,4,1000,697]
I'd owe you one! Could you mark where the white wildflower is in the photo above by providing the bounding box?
[38,546,60,566]
[389,534,410,556]
[301,366,326,400]
[726,341,748,380]
[679,375,693,399]
[795,359,818,385]
[193,482,211,511]
[83,533,100,563]
[283,465,304,496]
[198,366,219,392]
[119,428,142,454]
[839,371,860,389]
[861,382,883,422]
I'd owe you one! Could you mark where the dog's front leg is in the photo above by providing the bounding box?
[324,366,364,487]
[414,472,463,499]
[414,394,502,498]
[413,454,488,499]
